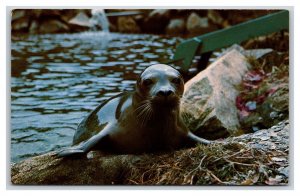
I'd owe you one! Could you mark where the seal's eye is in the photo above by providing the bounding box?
[143,79,153,87]
[171,78,181,85]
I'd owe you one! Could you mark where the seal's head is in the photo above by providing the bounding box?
[136,64,184,108]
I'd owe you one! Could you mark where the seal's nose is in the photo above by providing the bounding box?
[157,90,173,97]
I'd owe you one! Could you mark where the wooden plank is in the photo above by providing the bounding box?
[106,11,143,17]
[199,10,289,53]
[172,10,289,72]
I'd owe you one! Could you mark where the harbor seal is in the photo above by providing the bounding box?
[57,64,211,157]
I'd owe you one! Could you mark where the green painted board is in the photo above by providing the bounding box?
[172,10,289,72]
[172,37,202,70]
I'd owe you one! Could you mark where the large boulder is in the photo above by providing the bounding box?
[181,49,251,139]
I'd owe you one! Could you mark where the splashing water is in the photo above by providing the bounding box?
[90,9,110,32]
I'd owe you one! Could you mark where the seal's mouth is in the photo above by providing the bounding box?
[151,95,180,108]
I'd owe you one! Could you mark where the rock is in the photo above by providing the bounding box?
[212,44,273,62]
[117,16,140,33]
[244,48,274,59]
[207,10,224,26]
[166,18,185,35]
[60,10,90,22]
[36,10,62,19]
[181,49,251,139]
[11,10,26,21]
[12,17,30,32]
[11,9,91,34]
[38,20,70,34]
[68,12,92,32]
[29,10,43,18]
[11,152,133,185]
[11,120,289,185]
[234,120,289,152]
[227,44,273,59]
[148,9,170,20]
[186,12,217,35]
[68,12,92,28]
[187,12,208,29]
[29,20,39,34]
[142,9,171,33]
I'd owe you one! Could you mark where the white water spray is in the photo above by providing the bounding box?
[90,9,110,33]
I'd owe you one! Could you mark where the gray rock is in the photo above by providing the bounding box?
[117,16,140,33]
[11,10,26,21]
[213,44,273,61]
[11,152,133,185]
[38,20,70,34]
[12,17,30,31]
[207,10,224,26]
[68,12,93,28]
[142,9,170,34]
[166,18,185,35]
[234,120,289,152]
[148,9,170,20]
[181,49,251,138]
[186,12,216,35]
[29,20,39,34]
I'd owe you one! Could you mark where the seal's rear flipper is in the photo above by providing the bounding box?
[187,131,211,145]
[56,148,86,158]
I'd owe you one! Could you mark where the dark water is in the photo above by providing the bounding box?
[11,32,181,163]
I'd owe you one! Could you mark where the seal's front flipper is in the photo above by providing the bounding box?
[56,131,109,158]
[187,131,211,145]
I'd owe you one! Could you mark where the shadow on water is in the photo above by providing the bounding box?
[11,32,181,163]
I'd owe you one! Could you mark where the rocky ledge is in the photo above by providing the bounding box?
[11,120,289,185]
